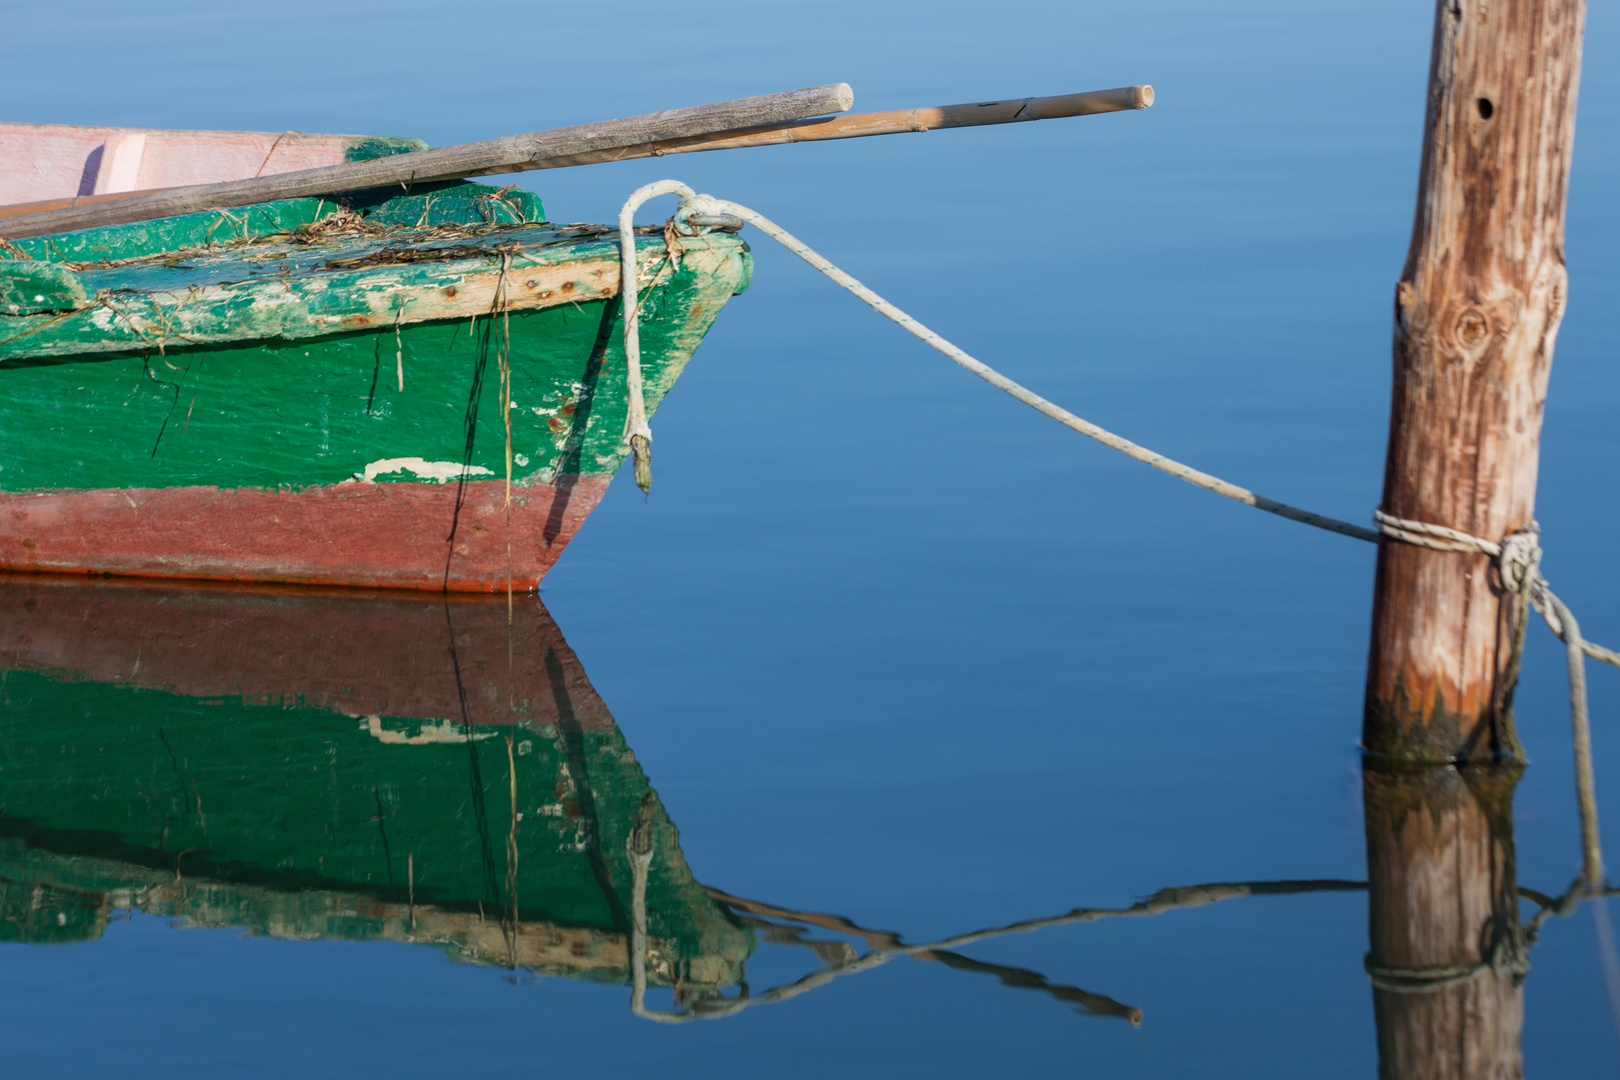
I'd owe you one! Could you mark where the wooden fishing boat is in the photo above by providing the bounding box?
[0,574,754,987]
[0,180,749,590]
[0,86,1149,592]
[0,122,426,210]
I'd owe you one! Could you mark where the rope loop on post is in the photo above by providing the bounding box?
[1364,957,1491,994]
[1372,509,1503,557]
[1364,917,1532,993]
[1371,510,1614,663]
[1370,510,1546,601]
[1373,510,1605,883]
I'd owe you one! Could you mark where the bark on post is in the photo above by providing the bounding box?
[1365,0,1586,761]
[1363,761,1526,1079]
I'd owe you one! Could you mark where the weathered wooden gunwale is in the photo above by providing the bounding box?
[0,190,697,360]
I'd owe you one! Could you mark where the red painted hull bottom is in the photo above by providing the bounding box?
[0,476,611,592]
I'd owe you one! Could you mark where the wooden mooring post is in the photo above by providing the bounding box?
[1365,0,1587,761]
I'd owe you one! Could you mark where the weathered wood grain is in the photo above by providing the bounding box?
[0,227,700,359]
[12,251,627,357]
[0,85,854,240]
[1364,762,1525,1079]
[1365,0,1585,761]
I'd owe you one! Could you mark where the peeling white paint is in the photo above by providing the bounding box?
[349,457,495,484]
[364,715,497,745]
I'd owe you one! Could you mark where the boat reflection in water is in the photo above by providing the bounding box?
[0,576,749,991]
[0,575,1606,1052]
[0,575,1144,1023]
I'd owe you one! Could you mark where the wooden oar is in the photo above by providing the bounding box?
[0,84,853,240]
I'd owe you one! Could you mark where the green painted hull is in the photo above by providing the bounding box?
[0,183,751,590]
[0,575,753,986]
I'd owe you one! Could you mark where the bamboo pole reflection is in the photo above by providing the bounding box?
[628,774,1365,1027]
[629,800,1609,1040]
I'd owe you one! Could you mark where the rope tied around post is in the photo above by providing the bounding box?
[614,182,1618,652]
[615,180,1614,885]
[1337,507,1603,885]
[1364,900,1534,993]
[1365,958,1492,994]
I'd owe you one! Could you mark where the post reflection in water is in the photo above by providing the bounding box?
[1362,758,1619,1078]
[1363,762,1528,1078]
[0,574,1607,1052]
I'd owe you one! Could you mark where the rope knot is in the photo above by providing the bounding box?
[671,192,729,235]
[1497,526,1542,595]
[1485,917,1533,987]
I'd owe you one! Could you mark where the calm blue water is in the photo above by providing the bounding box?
[4,0,1620,1074]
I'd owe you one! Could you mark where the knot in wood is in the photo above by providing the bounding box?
[1393,281,1423,337]
[1454,307,1490,349]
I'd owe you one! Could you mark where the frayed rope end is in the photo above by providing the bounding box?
[631,434,652,495]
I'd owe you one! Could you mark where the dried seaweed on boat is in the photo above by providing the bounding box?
[286,208,391,244]
[323,243,509,270]
[49,220,616,276]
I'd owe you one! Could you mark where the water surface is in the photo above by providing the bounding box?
[2,0,1619,1075]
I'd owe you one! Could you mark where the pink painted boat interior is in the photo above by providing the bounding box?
[0,123,421,204]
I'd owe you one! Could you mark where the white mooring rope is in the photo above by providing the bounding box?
[1371,510,1620,670]
[617,181,692,493]
[614,181,1615,886]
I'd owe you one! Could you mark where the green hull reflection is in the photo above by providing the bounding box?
[0,576,753,989]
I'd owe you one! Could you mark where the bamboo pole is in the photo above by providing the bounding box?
[526,85,1153,169]
[0,84,854,240]
[0,85,1152,227]
[1364,0,1586,761]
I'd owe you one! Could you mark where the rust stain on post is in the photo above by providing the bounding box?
[1366,0,1586,761]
